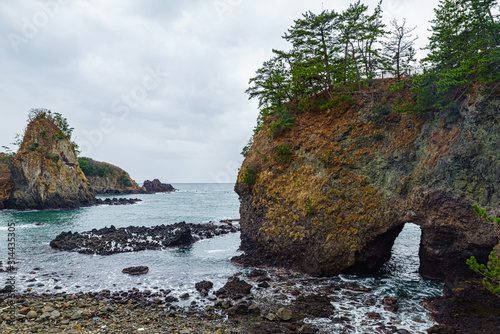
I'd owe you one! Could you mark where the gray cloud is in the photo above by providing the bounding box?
[0,0,436,182]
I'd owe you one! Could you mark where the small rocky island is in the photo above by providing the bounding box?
[0,110,96,210]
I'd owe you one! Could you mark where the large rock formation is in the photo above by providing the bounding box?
[78,157,142,194]
[142,179,175,193]
[234,88,500,286]
[0,153,14,210]
[2,114,96,210]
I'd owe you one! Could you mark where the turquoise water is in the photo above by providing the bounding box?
[0,184,242,295]
[0,183,443,333]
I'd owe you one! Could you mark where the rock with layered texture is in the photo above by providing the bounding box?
[234,88,500,285]
[4,115,96,210]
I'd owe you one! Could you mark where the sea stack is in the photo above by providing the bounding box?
[4,110,96,210]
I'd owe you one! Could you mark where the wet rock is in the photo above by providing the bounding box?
[215,277,252,300]
[258,281,270,289]
[0,285,14,293]
[277,307,292,321]
[367,312,382,320]
[122,266,149,275]
[382,296,399,312]
[50,222,239,255]
[293,294,334,318]
[247,269,267,278]
[164,296,179,303]
[179,293,190,300]
[96,198,142,206]
[195,280,213,297]
[299,324,318,334]
[342,283,372,292]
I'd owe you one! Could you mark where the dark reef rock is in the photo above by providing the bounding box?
[215,277,252,300]
[95,197,142,206]
[195,280,214,296]
[141,179,175,193]
[292,294,335,318]
[49,221,239,255]
[122,266,149,275]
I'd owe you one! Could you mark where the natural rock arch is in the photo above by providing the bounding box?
[234,94,500,286]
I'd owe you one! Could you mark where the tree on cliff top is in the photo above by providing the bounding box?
[419,0,500,110]
[381,19,418,82]
[246,1,387,137]
[22,108,80,155]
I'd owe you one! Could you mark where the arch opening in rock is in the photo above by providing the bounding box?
[380,223,424,280]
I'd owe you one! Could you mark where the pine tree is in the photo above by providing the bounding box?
[382,19,418,82]
[423,0,500,99]
[282,10,340,98]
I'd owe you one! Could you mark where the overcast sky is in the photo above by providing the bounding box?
[0,0,436,183]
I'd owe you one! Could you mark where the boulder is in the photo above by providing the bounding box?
[122,266,149,275]
[215,277,252,300]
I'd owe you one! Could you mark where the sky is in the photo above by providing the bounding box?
[0,0,437,183]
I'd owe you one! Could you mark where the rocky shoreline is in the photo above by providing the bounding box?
[3,265,499,333]
[49,221,240,255]
[0,269,434,334]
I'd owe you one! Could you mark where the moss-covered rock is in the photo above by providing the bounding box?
[4,114,96,210]
[234,87,500,282]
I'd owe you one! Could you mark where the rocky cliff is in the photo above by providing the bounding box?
[78,157,141,194]
[0,153,14,210]
[3,114,96,210]
[234,85,500,286]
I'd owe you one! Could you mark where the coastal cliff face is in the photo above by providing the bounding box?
[4,116,96,210]
[78,157,141,194]
[234,89,500,283]
[0,153,14,210]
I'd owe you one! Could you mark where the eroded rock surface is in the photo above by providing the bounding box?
[234,92,500,282]
[4,114,95,210]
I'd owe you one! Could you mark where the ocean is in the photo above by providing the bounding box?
[0,183,443,333]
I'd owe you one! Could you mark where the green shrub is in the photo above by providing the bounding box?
[372,131,384,141]
[467,204,500,297]
[119,172,133,187]
[275,144,293,163]
[242,167,257,185]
